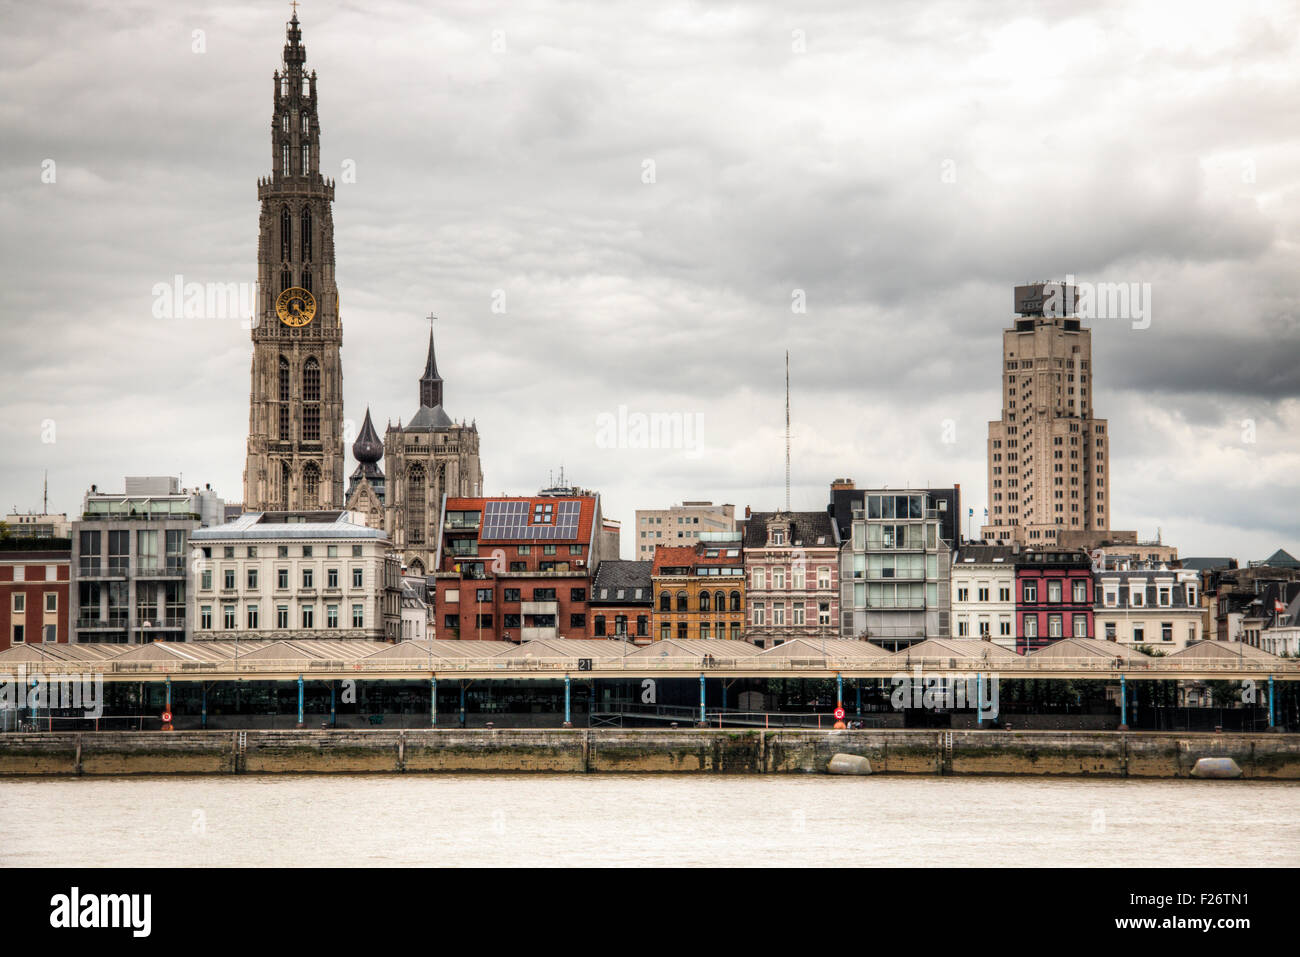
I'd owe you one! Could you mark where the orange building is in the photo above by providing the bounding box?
[651,543,746,642]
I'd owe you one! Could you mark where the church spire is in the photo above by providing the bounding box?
[419,318,443,408]
[352,407,383,464]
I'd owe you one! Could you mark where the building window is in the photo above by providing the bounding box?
[352,604,364,628]
[352,568,363,588]
[201,606,212,630]
[327,605,339,628]
[1024,616,1038,639]
[247,605,259,629]
[752,568,765,590]
[277,605,289,629]
[1073,580,1087,603]
[1161,622,1173,642]
[1047,581,1062,603]
[1073,615,1088,638]
[223,606,236,629]
[407,464,426,546]
[302,605,314,628]
[303,568,313,588]
[247,568,258,589]
[1023,582,1037,603]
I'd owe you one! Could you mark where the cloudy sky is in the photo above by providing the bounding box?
[2,0,1297,561]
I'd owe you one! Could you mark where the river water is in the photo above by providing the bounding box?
[2,775,1296,867]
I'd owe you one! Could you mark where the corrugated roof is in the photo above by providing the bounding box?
[886,638,1024,661]
[757,638,892,659]
[626,638,762,659]
[493,639,631,660]
[1170,640,1281,661]
[365,640,516,661]
[1027,637,1142,660]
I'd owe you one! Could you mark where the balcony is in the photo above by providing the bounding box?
[76,615,128,630]
[135,561,186,578]
[521,600,558,616]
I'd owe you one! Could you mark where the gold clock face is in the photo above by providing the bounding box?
[276,287,317,327]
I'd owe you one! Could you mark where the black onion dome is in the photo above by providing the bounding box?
[352,407,384,463]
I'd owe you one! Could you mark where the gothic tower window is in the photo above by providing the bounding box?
[302,358,320,441]
[301,145,310,175]
[280,207,291,262]
[282,113,289,133]
[280,461,291,510]
[280,268,292,293]
[282,145,289,176]
[302,270,312,294]
[407,464,426,545]
[278,357,291,440]
[302,463,320,507]
[301,207,312,261]
[302,114,309,133]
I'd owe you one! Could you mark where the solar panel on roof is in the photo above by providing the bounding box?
[480,500,581,540]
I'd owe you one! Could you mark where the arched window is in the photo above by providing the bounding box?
[699,591,711,612]
[676,591,688,612]
[301,207,312,262]
[280,207,291,261]
[715,591,725,612]
[282,145,289,176]
[280,268,292,293]
[593,615,606,637]
[280,461,291,510]
[301,145,310,176]
[408,558,425,577]
[302,463,320,506]
[659,591,670,612]
[729,591,741,611]
[278,357,290,440]
[407,464,426,545]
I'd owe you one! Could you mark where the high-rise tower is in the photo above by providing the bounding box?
[242,12,345,511]
[981,282,1110,545]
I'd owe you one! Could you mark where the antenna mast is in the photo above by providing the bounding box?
[785,351,791,512]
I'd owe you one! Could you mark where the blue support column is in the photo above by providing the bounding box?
[856,679,862,717]
[699,673,706,726]
[563,674,572,728]
[430,676,437,728]
[976,672,983,728]
[165,677,172,713]
[836,673,843,710]
[297,675,304,728]
[1119,674,1128,730]
[1269,675,1275,729]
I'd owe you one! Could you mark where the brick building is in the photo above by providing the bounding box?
[1015,548,1094,653]
[588,560,653,643]
[0,539,71,650]
[742,511,840,648]
[651,543,746,642]
[431,492,611,641]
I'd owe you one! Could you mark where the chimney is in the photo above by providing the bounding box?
[745,506,751,519]
[830,478,855,491]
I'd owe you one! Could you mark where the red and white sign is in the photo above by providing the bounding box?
[833,707,846,720]
[161,711,172,723]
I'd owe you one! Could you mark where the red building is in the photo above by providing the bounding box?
[431,493,614,641]
[587,560,653,644]
[0,541,72,650]
[1015,548,1094,653]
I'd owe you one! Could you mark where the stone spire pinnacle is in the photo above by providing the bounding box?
[419,317,443,408]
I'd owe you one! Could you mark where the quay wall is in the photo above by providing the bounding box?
[0,730,1298,778]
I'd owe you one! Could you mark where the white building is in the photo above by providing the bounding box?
[1094,565,1202,652]
[400,576,430,641]
[951,544,1018,649]
[189,511,401,642]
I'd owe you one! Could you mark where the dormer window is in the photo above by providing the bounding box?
[771,530,785,545]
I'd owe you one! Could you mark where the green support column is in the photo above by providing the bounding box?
[1118,674,1129,731]
[563,674,572,728]
[297,675,304,728]
[430,676,437,728]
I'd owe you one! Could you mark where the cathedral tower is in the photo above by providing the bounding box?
[243,12,345,511]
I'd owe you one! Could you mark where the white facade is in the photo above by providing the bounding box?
[1095,567,1202,652]
[189,512,400,641]
[950,548,1017,649]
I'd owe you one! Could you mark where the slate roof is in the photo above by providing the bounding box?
[742,511,838,549]
[406,404,454,431]
[954,544,1019,564]
[591,560,653,604]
